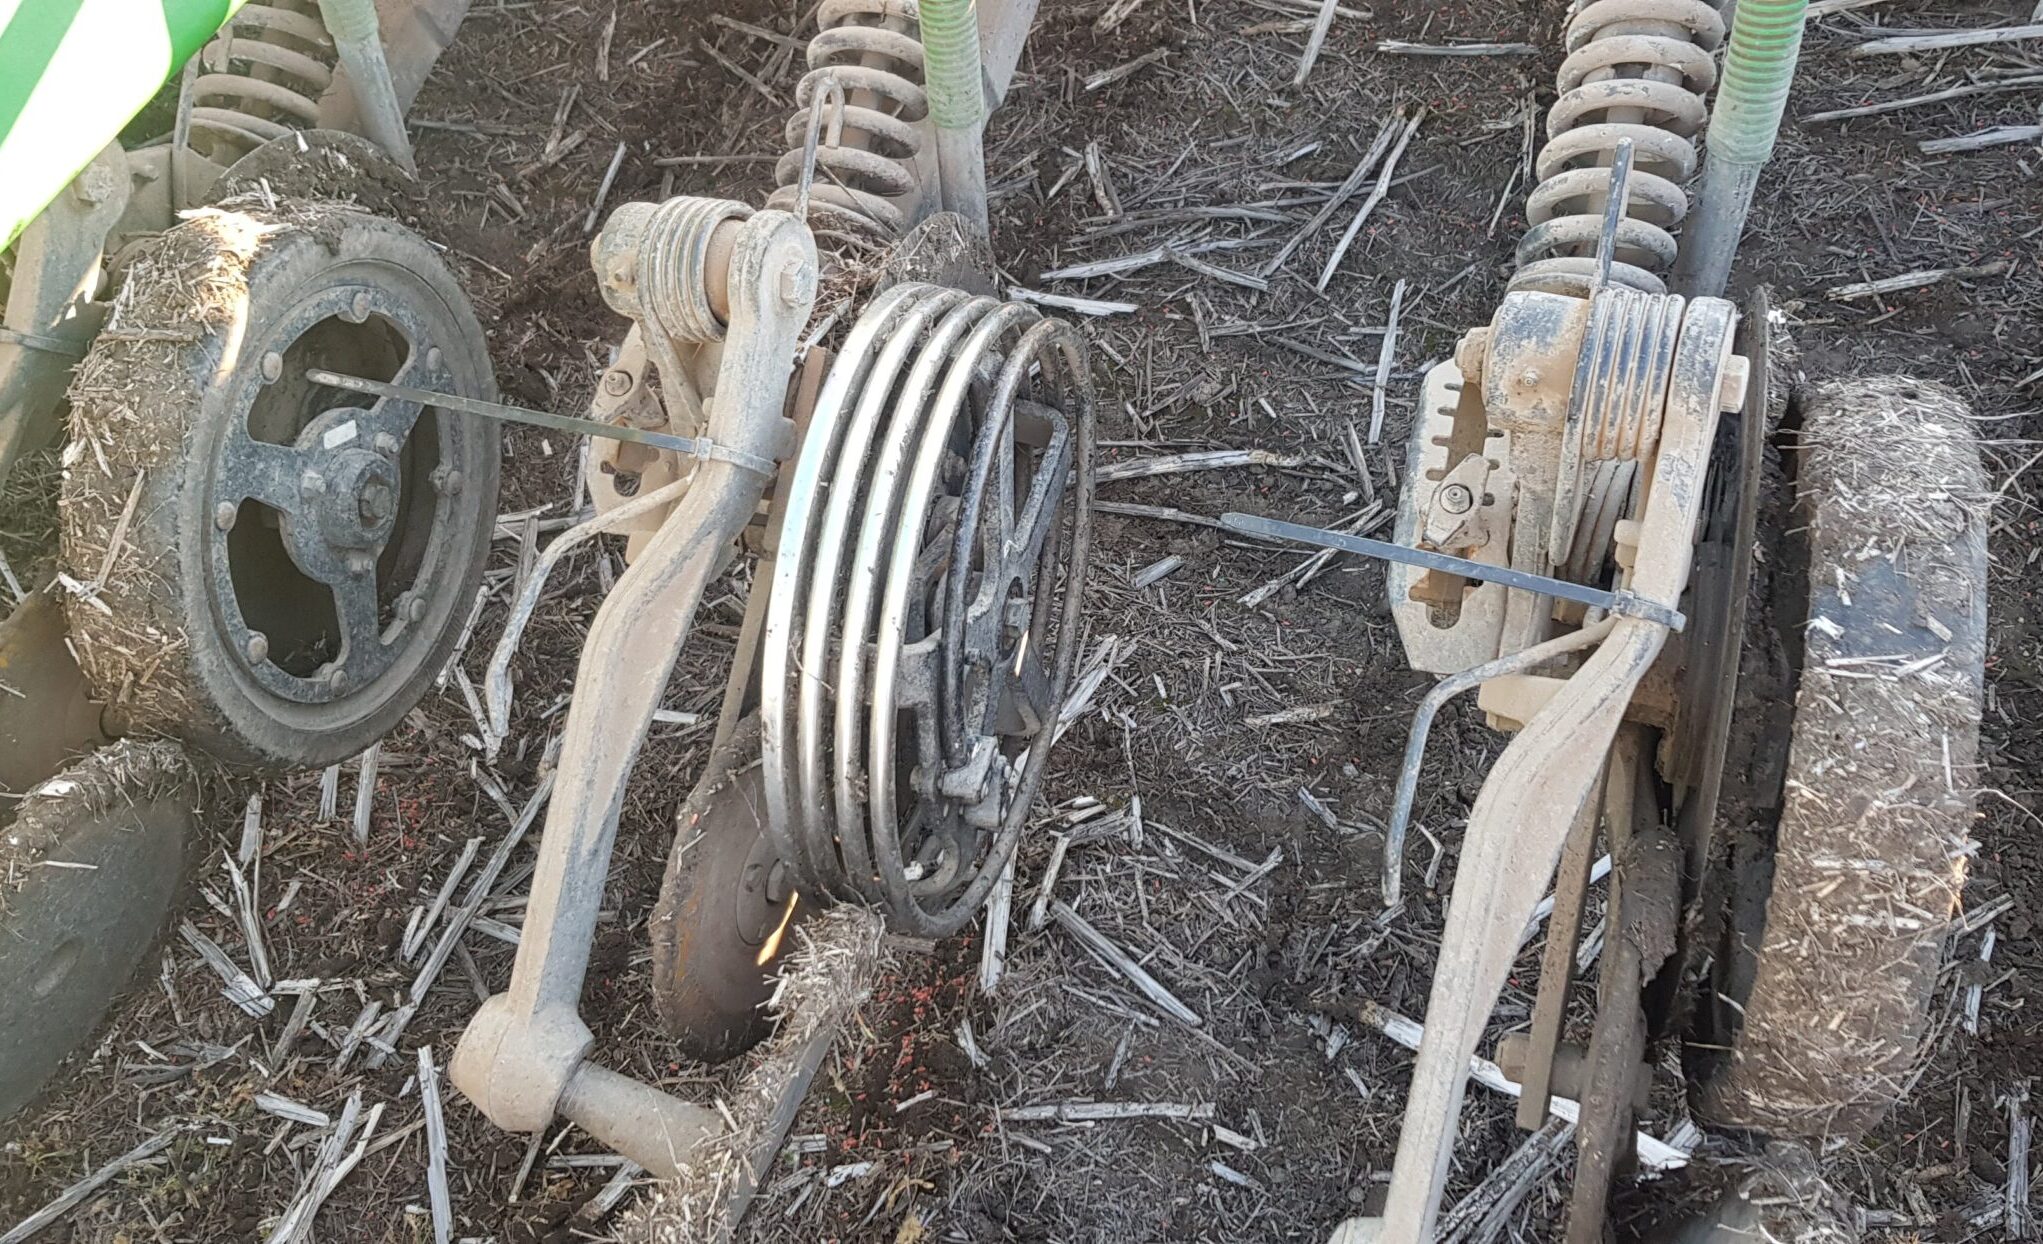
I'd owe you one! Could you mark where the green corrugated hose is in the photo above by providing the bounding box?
[1674,0,1807,298]
[917,0,989,232]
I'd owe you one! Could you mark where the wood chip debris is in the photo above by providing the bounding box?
[1049,899,1203,1026]
[1002,1100,1216,1122]
[0,1128,181,1244]
[1827,261,2010,300]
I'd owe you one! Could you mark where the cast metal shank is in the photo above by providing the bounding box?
[450,204,817,1177]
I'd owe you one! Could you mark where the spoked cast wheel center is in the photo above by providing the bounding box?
[209,284,470,704]
[762,282,1096,939]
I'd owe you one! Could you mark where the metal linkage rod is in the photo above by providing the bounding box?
[1218,512,1685,631]
[304,369,779,476]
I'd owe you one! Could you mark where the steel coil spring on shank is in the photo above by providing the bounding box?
[1512,0,1725,296]
[766,0,931,243]
[185,1,340,166]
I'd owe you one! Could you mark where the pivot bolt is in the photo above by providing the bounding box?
[260,352,284,382]
[601,369,634,397]
[246,632,269,664]
[301,470,326,495]
[214,501,238,531]
[777,256,816,308]
[347,291,373,322]
[1438,483,1474,515]
[346,551,375,576]
[374,432,402,455]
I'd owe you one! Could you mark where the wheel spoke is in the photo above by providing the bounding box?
[332,569,385,664]
[999,640,1054,734]
[223,436,311,515]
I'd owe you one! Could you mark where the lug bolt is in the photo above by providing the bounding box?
[1439,483,1475,515]
[432,466,463,496]
[260,351,283,382]
[347,291,372,322]
[246,632,269,664]
[426,347,444,370]
[326,667,348,693]
[1518,367,1542,388]
[403,593,428,623]
[301,470,326,494]
[601,369,633,396]
[214,501,238,531]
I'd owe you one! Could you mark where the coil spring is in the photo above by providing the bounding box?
[766,0,930,243]
[186,2,339,168]
[1511,0,1725,297]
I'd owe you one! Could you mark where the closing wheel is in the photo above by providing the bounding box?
[0,740,197,1120]
[651,718,805,1064]
[61,202,500,770]
[759,284,1095,938]
[1689,377,1987,1137]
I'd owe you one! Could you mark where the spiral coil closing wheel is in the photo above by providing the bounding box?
[761,283,1095,938]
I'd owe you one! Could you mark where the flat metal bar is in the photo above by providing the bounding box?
[305,368,704,456]
[1219,511,1683,630]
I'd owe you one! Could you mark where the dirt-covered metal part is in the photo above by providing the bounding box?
[1512,0,1725,297]
[1693,377,1987,1137]
[759,283,1094,937]
[449,198,819,1176]
[0,738,198,1119]
[60,202,500,769]
[762,0,1040,243]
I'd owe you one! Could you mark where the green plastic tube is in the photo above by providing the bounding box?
[917,0,989,232]
[1674,0,1808,297]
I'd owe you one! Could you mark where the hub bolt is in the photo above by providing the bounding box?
[601,369,634,396]
[260,352,284,382]
[301,470,327,495]
[214,502,239,532]
[347,551,375,576]
[1439,483,1475,515]
[374,432,402,455]
[246,632,269,664]
[359,482,395,524]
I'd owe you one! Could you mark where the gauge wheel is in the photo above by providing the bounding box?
[61,202,499,770]
[1688,377,1987,1138]
[0,740,197,1120]
[651,717,807,1064]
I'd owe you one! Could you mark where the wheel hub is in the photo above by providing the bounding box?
[205,281,470,706]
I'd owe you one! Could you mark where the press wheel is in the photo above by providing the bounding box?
[1689,377,1987,1137]
[61,202,499,770]
[650,717,805,1064]
[0,740,197,1119]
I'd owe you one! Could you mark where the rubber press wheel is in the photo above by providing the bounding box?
[61,202,499,770]
[0,740,197,1120]
[1689,377,1988,1138]
[651,717,808,1064]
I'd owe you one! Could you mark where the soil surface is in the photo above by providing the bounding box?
[3,1,2040,1242]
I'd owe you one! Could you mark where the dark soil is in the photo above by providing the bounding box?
[3,0,2040,1242]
